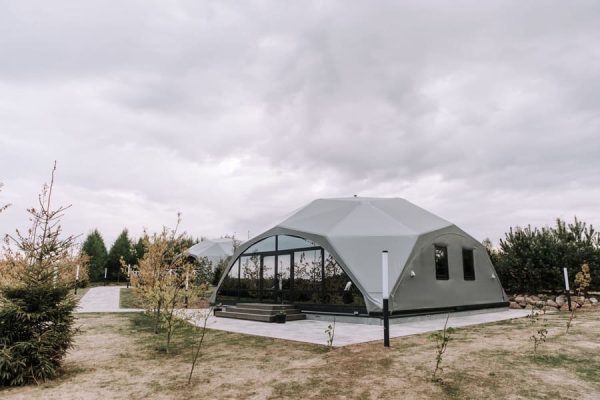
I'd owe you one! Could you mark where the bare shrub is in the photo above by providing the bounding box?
[432,314,454,382]
[528,305,548,355]
[188,307,213,385]
[325,318,336,349]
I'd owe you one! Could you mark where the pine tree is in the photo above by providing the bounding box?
[0,163,82,385]
[133,237,145,265]
[81,229,108,281]
[106,230,134,281]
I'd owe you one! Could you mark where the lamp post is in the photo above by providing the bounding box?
[382,250,390,348]
[564,267,572,311]
[75,264,80,294]
[185,270,189,309]
[127,264,131,289]
[104,267,108,285]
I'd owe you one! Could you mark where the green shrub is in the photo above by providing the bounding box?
[490,218,600,293]
[0,285,78,386]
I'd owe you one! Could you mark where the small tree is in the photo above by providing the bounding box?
[188,307,213,385]
[432,314,454,382]
[325,318,336,349]
[528,305,548,355]
[130,215,207,352]
[0,163,83,386]
[566,262,593,333]
[574,262,592,298]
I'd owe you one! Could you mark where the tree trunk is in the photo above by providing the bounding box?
[154,299,162,334]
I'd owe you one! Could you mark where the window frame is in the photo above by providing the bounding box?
[462,248,476,281]
[434,245,449,280]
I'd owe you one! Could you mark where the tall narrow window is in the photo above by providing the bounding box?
[462,248,475,280]
[434,245,449,280]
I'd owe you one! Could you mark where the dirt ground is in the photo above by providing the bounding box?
[1,309,599,399]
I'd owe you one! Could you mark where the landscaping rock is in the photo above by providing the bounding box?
[515,296,525,303]
[527,296,540,305]
[546,300,558,308]
[555,296,565,307]
[590,297,598,304]
[509,302,521,309]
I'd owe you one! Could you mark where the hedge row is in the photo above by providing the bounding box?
[487,218,599,294]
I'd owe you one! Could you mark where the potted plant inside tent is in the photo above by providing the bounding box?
[274,310,286,323]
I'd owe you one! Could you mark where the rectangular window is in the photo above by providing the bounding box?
[434,245,449,280]
[462,248,475,280]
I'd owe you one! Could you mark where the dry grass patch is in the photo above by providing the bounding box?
[1,310,599,399]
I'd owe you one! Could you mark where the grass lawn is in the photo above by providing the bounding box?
[119,288,210,309]
[119,288,145,309]
[1,310,599,399]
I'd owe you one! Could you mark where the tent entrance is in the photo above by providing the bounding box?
[260,253,292,303]
[216,235,366,312]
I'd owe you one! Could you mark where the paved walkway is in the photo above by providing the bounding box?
[185,308,531,347]
[77,286,142,313]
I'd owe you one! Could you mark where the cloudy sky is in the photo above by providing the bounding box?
[1,1,599,248]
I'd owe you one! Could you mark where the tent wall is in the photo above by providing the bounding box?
[390,226,507,312]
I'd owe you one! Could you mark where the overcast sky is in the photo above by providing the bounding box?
[1,1,599,248]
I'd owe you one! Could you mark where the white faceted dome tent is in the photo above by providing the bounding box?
[212,197,507,315]
[187,238,234,267]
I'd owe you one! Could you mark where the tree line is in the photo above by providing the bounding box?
[81,229,200,282]
[485,217,599,294]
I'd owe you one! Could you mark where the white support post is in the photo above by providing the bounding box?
[563,267,572,311]
[75,264,80,294]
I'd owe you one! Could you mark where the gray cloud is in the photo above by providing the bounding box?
[1,1,600,246]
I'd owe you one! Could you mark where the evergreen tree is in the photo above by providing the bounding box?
[81,229,108,281]
[0,163,81,385]
[106,229,135,281]
[133,237,145,265]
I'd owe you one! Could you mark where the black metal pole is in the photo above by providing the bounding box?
[566,289,572,311]
[75,279,79,295]
[383,298,390,347]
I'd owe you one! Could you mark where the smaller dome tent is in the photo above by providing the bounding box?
[188,238,234,268]
[212,197,507,315]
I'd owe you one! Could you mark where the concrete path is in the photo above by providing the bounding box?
[186,309,531,347]
[77,286,142,313]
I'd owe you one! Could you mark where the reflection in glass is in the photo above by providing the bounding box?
[294,250,322,303]
[278,254,291,290]
[277,235,318,251]
[435,245,449,280]
[243,236,276,254]
[218,261,239,301]
[239,255,259,300]
[323,252,364,305]
[262,256,275,289]
[216,234,365,309]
